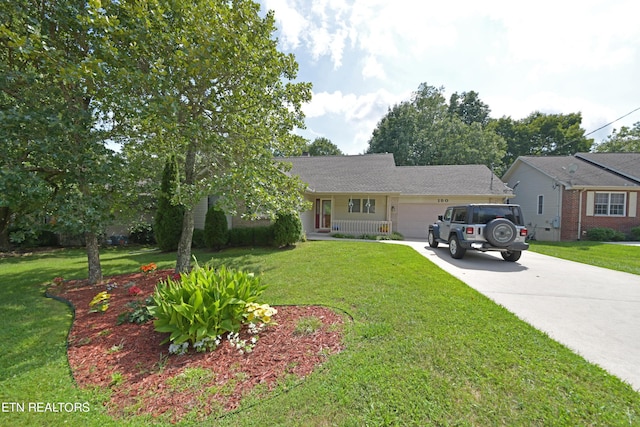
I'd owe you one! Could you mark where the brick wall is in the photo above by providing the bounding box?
[561,188,640,240]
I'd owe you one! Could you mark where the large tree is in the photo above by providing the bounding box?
[448,90,491,127]
[1,0,121,283]
[367,83,505,168]
[595,122,640,152]
[105,0,312,272]
[305,137,343,156]
[489,112,594,167]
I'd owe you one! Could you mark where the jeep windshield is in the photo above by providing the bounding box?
[471,205,524,225]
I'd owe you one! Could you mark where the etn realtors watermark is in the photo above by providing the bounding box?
[2,401,90,413]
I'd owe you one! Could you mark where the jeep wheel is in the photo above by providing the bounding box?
[485,218,517,247]
[428,230,439,248]
[448,235,466,259]
[501,250,521,262]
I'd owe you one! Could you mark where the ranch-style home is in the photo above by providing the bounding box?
[194,153,513,239]
[502,153,640,241]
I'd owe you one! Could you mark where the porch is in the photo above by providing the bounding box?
[330,219,393,236]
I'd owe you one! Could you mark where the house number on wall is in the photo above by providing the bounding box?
[437,199,449,203]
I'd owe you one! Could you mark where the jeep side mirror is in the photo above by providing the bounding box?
[438,215,443,221]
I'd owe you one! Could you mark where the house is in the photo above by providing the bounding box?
[194,153,512,239]
[502,153,640,241]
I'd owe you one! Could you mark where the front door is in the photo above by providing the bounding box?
[321,200,331,229]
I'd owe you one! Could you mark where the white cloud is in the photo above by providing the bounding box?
[362,55,386,80]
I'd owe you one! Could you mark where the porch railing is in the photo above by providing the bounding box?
[330,220,392,236]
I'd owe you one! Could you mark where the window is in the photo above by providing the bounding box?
[594,192,626,216]
[364,198,375,214]
[452,209,466,223]
[348,198,376,214]
[537,195,544,215]
[348,198,361,213]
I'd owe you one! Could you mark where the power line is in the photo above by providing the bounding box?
[585,106,640,136]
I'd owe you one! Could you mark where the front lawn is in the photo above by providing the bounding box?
[1,242,638,426]
[529,241,640,275]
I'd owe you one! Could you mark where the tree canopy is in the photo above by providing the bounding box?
[367,83,505,168]
[595,122,640,152]
[104,0,312,271]
[367,82,596,171]
[305,137,343,156]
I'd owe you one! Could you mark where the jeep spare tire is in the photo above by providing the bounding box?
[484,218,517,247]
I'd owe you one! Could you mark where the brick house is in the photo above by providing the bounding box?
[502,153,640,241]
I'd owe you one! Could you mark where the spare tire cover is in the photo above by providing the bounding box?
[485,218,516,246]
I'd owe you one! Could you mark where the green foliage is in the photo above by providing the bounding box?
[586,227,626,241]
[191,228,206,249]
[116,298,154,325]
[305,137,343,156]
[154,158,184,252]
[293,316,323,336]
[631,226,640,240]
[128,222,155,245]
[148,263,267,348]
[367,83,505,168]
[273,212,302,247]
[204,207,229,250]
[490,112,594,167]
[228,226,274,247]
[595,122,640,152]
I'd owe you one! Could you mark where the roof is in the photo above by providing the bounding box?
[279,154,510,196]
[504,153,640,188]
[395,165,509,195]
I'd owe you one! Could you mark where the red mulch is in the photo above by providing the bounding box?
[48,269,345,423]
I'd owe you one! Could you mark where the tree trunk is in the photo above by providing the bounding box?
[85,232,103,284]
[175,141,197,273]
[0,207,10,252]
[175,207,194,273]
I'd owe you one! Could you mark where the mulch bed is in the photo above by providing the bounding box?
[47,269,345,423]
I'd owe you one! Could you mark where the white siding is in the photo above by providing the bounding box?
[629,192,637,218]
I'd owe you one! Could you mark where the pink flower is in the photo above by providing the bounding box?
[128,286,143,296]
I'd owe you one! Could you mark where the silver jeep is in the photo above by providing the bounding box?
[428,204,529,261]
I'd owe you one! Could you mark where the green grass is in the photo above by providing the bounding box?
[1,242,639,426]
[529,241,640,275]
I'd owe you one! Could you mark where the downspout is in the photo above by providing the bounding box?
[577,189,585,240]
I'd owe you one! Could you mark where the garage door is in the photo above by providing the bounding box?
[397,203,443,239]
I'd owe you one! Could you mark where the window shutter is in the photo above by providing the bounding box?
[629,192,638,218]
[586,191,594,216]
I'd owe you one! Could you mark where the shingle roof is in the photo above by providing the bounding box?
[395,165,509,195]
[279,154,509,196]
[575,153,640,183]
[514,154,640,187]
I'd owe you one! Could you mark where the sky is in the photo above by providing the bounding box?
[258,0,640,155]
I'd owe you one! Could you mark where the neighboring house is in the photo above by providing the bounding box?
[502,153,640,241]
[191,153,512,239]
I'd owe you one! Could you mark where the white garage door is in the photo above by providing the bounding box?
[397,203,443,239]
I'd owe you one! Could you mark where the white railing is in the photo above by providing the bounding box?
[330,220,392,236]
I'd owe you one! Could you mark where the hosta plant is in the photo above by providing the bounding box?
[148,262,268,351]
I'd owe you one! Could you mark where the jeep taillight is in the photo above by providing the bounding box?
[465,227,475,234]
[520,228,528,237]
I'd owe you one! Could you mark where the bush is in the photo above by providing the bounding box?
[155,158,184,252]
[203,207,228,250]
[273,212,302,247]
[191,229,205,248]
[148,263,268,351]
[129,222,155,244]
[228,226,274,247]
[631,226,640,241]
[586,227,626,241]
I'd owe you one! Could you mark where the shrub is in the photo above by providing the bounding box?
[191,228,205,248]
[631,226,640,241]
[203,207,228,250]
[273,212,302,247]
[148,263,268,350]
[228,226,274,247]
[154,157,184,252]
[129,221,155,244]
[586,227,626,241]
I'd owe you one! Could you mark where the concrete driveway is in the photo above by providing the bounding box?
[386,240,640,392]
